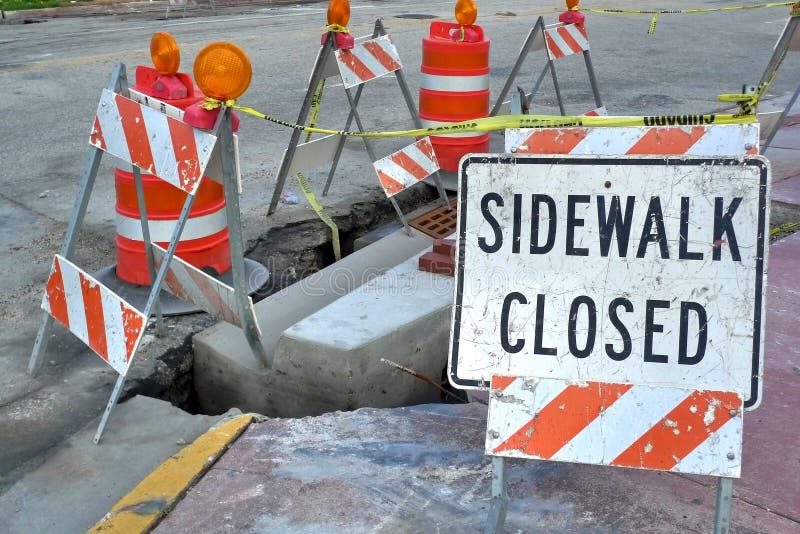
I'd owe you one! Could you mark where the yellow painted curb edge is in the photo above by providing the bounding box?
[88,414,255,533]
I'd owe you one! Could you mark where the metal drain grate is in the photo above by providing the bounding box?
[410,205,458,239]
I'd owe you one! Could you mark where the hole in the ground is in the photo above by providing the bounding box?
[132,186,461,417]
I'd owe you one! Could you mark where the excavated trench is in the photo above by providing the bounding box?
[123,185,467,415]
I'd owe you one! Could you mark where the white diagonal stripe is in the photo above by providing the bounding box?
[94,90,131,162]
[140,104,177,181]
[374,157,419,191]
[100,287,131,374]
[193,127,217,180]
[566,25,590,51]
[675,415,742,477]
[59,256,89,346]
[684,124,758,156]
[545,28,574,58]
[404,141,439,176]
[486,377,570,453]
[571,127,646,154]
[552,386,691,465]
[153,245,243,327]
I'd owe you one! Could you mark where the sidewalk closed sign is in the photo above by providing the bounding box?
[449,156,769,409]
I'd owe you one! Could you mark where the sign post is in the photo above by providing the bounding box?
[448,154,770,531]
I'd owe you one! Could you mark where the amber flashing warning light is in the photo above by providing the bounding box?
[327,0,350,27]
[193,42,252,100]
[454,0,477,26]
[150,32,181,76]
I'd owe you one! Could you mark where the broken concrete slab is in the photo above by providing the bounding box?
[154,402,797,533]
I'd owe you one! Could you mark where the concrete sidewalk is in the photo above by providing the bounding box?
[90,117,800,532]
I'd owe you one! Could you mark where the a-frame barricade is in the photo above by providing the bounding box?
[490,16,605,117]
[267,18,450,230]
[28,63,270,443]
[757,10,800,153]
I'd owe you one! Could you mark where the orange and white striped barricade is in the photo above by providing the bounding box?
[267,19,450,224]
[372,137,441,228]
[505,122,760,157]
[490,16,604,117]
[448,154,770,533]
[28,63,269,443]
[487,377,744,476]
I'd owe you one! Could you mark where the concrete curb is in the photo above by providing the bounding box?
[88,414,255,533]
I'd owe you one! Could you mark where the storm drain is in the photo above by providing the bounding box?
[410,205,458,239]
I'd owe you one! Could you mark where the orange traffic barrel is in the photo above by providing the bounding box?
[112,65,232,286]
[114,169,231,286]
[419,21,490,172]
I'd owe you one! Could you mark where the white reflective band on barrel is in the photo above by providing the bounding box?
[419,73,490,92]
[421,119,488,138]
[116,206,228,242]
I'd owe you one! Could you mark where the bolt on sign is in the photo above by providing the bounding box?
[448,155,770,410]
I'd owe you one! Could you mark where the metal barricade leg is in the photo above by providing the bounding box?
[583,49,604,111]
[220,107,271,368]
[713,477,734,534]
[485,456,508,534]
[95,187,198,443]
[268,39,335,215]
[28,63,125,377]
[548,58,566,116]
[490,18,545,116]
[762,83,800,154]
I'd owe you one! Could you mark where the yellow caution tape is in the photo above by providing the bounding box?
[586,2,795,16]
[586,2,797,34]
[295,78,342,262]
[200,97,757,138]
[326,24,350,33]
[222,104,757,138]
[770,221,800,237]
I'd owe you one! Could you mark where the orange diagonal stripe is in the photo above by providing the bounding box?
[362,40,401,73]
[167,116,202,193]
[556,25,583,54]
[377,170,405,196]
[521,128,588,154]
[79,273,108,362]
[491,376,517,392]
[115,94,156,174]
[611,390,741,471]
[120,304,145,364]
[90,117,106,151]
[45,257,69,328]
[627,126,705,154]
[339,50,377,83]
[493,382,633,458]
[544,32,565,59]
[390,150,430,181]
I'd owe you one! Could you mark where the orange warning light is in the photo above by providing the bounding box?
[566,0,580,10]
[150,32,180,76]
[455,0,477,26]
[327,0,350,27]
[193,42,252,101]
